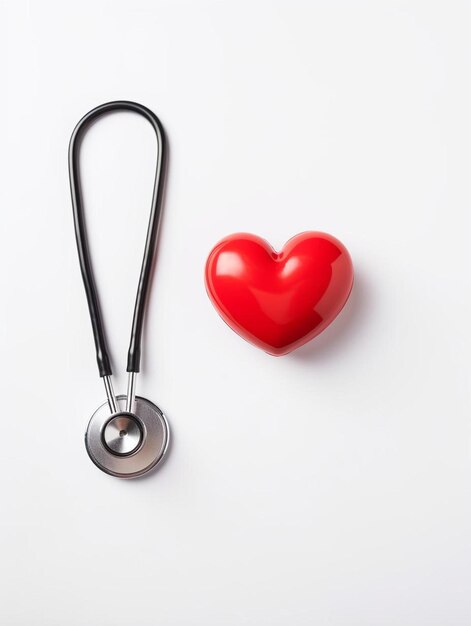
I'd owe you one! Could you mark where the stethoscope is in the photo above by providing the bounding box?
[69,101,170,478]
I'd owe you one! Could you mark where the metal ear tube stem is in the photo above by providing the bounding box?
[103,375,118,414]
[126,372,137,413]
[69,100,170,479]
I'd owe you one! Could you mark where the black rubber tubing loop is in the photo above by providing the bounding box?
[69,100,166,377]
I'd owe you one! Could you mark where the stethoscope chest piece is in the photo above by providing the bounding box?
[85,395,169,478]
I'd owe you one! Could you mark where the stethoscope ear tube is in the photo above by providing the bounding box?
[69,101,169,478]
[68,100,166,379]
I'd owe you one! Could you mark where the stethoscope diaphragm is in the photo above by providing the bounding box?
[85,395,169,478]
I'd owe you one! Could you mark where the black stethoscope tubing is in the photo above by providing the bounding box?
[69,100,166,413]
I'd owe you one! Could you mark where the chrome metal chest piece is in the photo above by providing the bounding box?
[69,101,170,479]
[85,395,169,478]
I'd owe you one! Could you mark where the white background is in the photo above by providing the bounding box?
[1,0,471,624]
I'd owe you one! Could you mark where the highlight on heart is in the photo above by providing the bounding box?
[204,232,354,355]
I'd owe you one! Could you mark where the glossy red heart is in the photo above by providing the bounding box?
[205,232,354,355]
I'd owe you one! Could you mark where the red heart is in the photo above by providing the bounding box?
[205,232,354,355]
